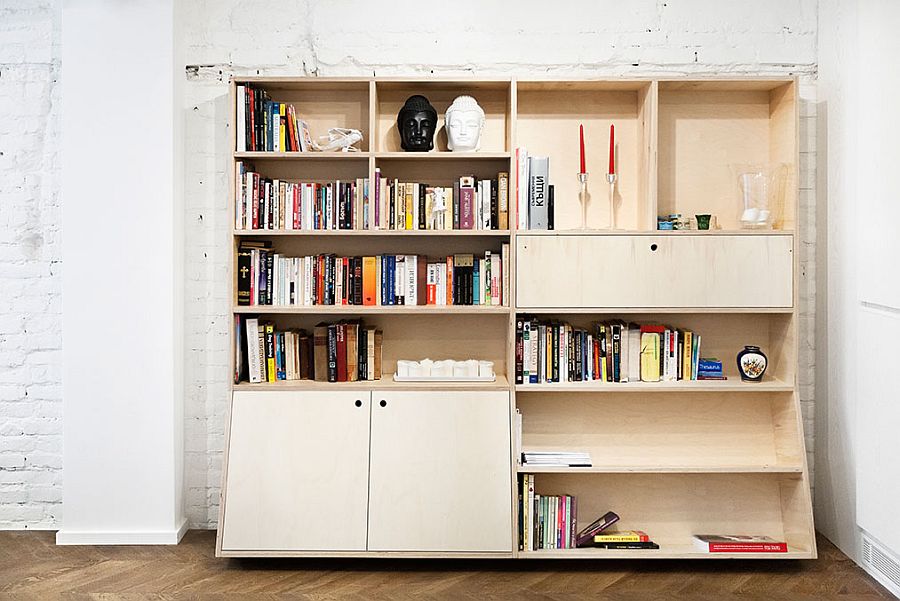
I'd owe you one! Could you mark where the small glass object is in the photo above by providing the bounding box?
[732,163,789,229]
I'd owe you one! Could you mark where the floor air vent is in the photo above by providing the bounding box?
[862,533,900,598]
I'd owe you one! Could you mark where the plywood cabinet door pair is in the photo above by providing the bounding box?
[220,390,512,553]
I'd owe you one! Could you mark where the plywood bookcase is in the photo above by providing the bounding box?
[217,76,815,559]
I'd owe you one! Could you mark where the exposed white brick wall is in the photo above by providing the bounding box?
[182,0,819,528]
[0,0,820,530]
[0,0,63,528]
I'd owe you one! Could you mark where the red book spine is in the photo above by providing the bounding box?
[708,542,788,553]
[336,324,347,382]
[293,185,300,230]
[251,173,260,229]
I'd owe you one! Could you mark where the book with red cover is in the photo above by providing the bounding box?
[575,511,619,547]
[693,535,788,553]
[336,323,347,382]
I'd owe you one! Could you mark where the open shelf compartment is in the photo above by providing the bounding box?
[516,80,655,231]
[517,391,804,472]
[519,472,814,558]
[657,79,796,231]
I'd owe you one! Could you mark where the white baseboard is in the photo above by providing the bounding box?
[55,517,189,545]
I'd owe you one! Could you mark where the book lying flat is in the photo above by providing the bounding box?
[693,534,787,553]
[593,530,650,543]
[593,541,660,550]
[522,451,592,467]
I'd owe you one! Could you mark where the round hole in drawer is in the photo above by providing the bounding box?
[355,400,362,407]
[650,243,658,251]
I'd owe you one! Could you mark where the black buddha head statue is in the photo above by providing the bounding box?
[397,95,438,152]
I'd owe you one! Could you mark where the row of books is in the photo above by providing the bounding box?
[238,243,510,307]
[371,171,509,231]
[520,479,577,550]
[236,84,312,152]
[515,150,555,230]
[514,318,706,384]
[234,163,368,231]
[237,317,382,384]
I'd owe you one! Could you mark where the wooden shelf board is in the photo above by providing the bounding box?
[516,229,794,236]
[375,151,511,160]
[519,545,813,560]
[517,465,803,474]
[234,151,370,160]
[514,307,794,314]
[233,229,512,237]
[515,378,792,393]
[234,305,511,315]
[234,374,510,392]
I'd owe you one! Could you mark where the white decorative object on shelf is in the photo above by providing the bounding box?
[310,127,363,152]
[445,95,485,152]
[394,358,495,382]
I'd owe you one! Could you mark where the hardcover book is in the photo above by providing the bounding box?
[527,156,549,230]
[692,535,787,553]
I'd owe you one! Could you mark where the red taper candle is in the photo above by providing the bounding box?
[608,124,615,175]
[579,124,586,173]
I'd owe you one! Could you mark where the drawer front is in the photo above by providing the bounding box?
[516,234,793,309]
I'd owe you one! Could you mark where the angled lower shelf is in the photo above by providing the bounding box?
[516,230,795,237]
[233,229,512,237]
[234,374,510,392]
[519,545,813,560]
[234,305,511,315]
[515,378,792,393]
[517,465,803,474]
[515,307,794,314]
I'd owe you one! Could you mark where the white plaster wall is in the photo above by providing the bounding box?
[181,0,820,527]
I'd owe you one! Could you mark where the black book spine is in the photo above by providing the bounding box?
[548,184,555,230]
[326,324,338,382]
[467,263,473,305]
[575,330,582,382]
[339,183,348,230]
[358,327,367,380]
[342,258,350,305]
[491,178,499,229]
[265,251,274,305]
[244,85,252,151]
[515,318,524,385]
[237,249,252,306]
[418,184,426,230]
[354,257,363,305]
[552,323,560,382]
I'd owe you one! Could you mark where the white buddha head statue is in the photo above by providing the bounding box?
[445,95,485,152]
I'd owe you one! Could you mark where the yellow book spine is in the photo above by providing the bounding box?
[265,323,276,383]
[279,104,286,151]
[682,331,692,380]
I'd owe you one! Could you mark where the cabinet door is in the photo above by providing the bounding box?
[367,391,512,552]
[221,391,371,552]
[516,234,793,308]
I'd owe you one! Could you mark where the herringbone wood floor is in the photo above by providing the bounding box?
[0,531,892,600]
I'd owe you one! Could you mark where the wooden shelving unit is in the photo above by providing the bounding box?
[216,76,815,561]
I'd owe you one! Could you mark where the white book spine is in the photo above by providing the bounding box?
[406,255,417,306]
[236,85,246,152]
[247,318,261,383]
[483,179,492,230]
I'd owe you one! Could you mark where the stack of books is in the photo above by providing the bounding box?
[519,475,576,550]
[237,317,382,384]
[515,318,705,384]
[514,150,555,230]
[237,245,510,307]
[697,358,725,380]
[235,84,310,152]
[235,163,369,231]
[373,171,509,231]
[522,451,592,468]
